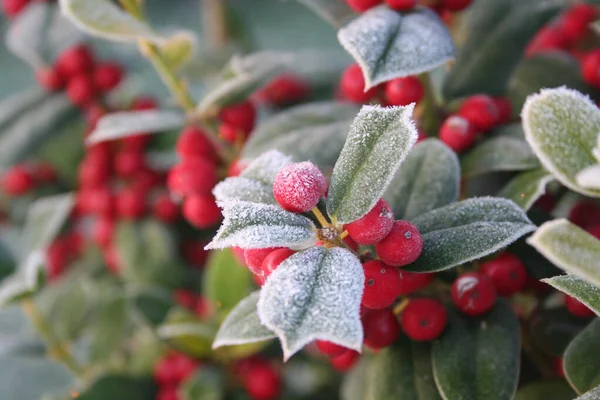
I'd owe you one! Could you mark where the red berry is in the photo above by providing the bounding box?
[440,0,473,11]
[316,340,348,357]
[565,295,595,318]
[2,0,29,17]
[78,153,111,189]
[401,298,447,341]
[182,195,221,228]
[114,150,146,178]
[2,165,34,196]
[92,216,114,248]
[480,252,527,297]
[174,289,196,310]
[384,0,417,11]
[36,68,64,91]
[345,199,394,244]
[176,126,215,161]
[131,167,162,193]
[257,74,309,105]
[85,186,115,217]
[56,44,95,77]
[451,272,497,316]
[439,115,477,152]
[218,101,256,134]
[458,95,499,132]
[153,354,179,386]
[330,350,360,371]
[525,26,569,58]
[131,96,158,111]
[362,308,400,349]
[66,74,97,107]
[384,76,423,106]
[340,64,377,103]
[582,50,600,87]
[493,97,512,125]
[171,353,200,383]
[552,357,565,378]
[375,220,423,267]
[121,133,151,152]
[569,201,600,230]
[219,122,247,144]
[46,238,70,281]
[345,0,382,13]
[153,194,180,223]
[361,260,402,310]
[116,188,146,219]
[243,362,282,400]
[92,62,123,92]
[397,271,434,295]
[244,248,282,275]
[273,161,326,213]
[156,387,179,400]
[228,159,247,177]
[259,248,295,282]
[167,158,217,197]
[560,4,597,43]
[181,239,209,269]
[588,225,600,240]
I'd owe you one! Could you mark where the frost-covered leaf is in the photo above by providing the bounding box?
[214,150,293,204]
[564,319,600,395]
[213,291,276,349]
[576,386,600,400]
[86,110,185,145]
[498,168,554,211]
[206,201,316,250]
[384,139,459,220]
[327,105,417,224]
[0,251,45,307]
[542,275,600,316]
[432,301,520,400]
[258,247,364,361]
[22,193,74,255]
[577,165,600,191]
[242,102,358,169]
[527,219,600,288]
[297,0,356,28]
[461,136,540,178]
[338,6,455,89]
[515,380,575,400]
[522,87,600,198]
[404,197,535,273]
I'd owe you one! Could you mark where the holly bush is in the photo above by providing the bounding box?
[1,0,600,399]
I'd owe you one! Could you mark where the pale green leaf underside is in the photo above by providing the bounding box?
[542,275,600,317]
[338,6,455,89]
[432,302,520,400]
[213,291,275,349]
[497,168,554,211]
[522,87,600,198]
[384,139,460,220]
[327,104,418,224]
[258,247,364,361]
[564,319,600,395]
[577,164,600,191]
[405,197,535,272]
[527,219,600,288]
[296,0,356,28]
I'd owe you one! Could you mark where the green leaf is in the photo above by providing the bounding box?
[515,380,576,400]
[296,0,356,28]
[258,247,364,361]
[564,318,600,394]
[0,306,37,355]
[327,104,417,224]
[461,136,540,178]
[0,251,45,306]
[22,193,75,254]
[443,0,563,98]
[543,275,600,317]
[86,110,186,145]
[527,219,600,288]
[212,291,275,349]
[338,6,455,89]
[242,102,358,169]
[157,311,215,358]
[77,375,156,400]
[384,139,460,220]
[0,89,47,133]
[129,287,174,327]
[88,293,130,363]
[497,168,554,211]
[404,197,535,273]
[522,87,600,198]
[180,367,223,400]
[432,301,520,400]
[528,308,588,357]
[576,386,600,400]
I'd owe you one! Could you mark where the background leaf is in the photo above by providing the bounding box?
[497,168,554,211]
[180,367,223,400]
[564,318,600,394]
[542,275,600,316]
[77,375,156,400]
[296,0,356,28]
[515,380,575,400]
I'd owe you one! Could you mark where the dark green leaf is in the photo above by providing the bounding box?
[157,310,215,358]
[497,168,554,211]
[564,318,600,394]
[515,380,575,400]
[180,367,223,400]
[130,287,174,327]
[528,308,588,357]
[461,137,540,178]
[77,375,156,400]
[88,293,130,363]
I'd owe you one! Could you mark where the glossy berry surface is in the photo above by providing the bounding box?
[458,95,499,132]
[375,220,423,267]
[330,350,360,371]
[244,248,282,275]
[316,340,348,357]
[182,195,221,228]
[451,272,497,316]
[361,260,401,310]
[565,295,595,318]
[439,115,477,152]
[2,165,34,196]
[384,76,423,106]
[259,248,295,282]
[345,198,394,244]
[401,298,447,341]
[362,308,400,349]
[480,252,527,297]
[273,161,326,213]
[340,63,377,103]
[397,271,434,295]
[345,0,382,13]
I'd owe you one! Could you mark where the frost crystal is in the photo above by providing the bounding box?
[257,247,364,361]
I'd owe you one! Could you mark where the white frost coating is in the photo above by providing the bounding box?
[542,275,600,316]
[240,150,294,185]
[528,219,600,288]
[576,165,600,190]
[337,6,455,89]
[86,110,186,145]
[205,200,316,250]
[213,291,276,349]
[522,87,600,198]
[327,104,418,224]
[257,247,364,361]
[497,169,555,211]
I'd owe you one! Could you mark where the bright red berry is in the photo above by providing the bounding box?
[316,340,348,357]
[78,156,110,189]
[458,95,499,132]
[257,74,309,105]
[167,158,217,197]
[116,188,146,219]
[92,216,114,249]
[384,76,423,105]
[92,62,123,92]
[439,115,477,152]
[560,4,597,43]
[440,0,473,11]
[182,195,221,228]
[2,165,34,196]
[340,64,377,103]
[565,295,595,318]
[273,161,326,213]
[362,308,400,349]
[525,26,569,58]
[397,271,434,295]
[330,350,360,371]
[401,298,447,341]
[153,354,179,385]
[176,126,215,161]
[361,260,402,310]
[174,289,196,310]
[243,362,282,400]
[2,0,29,17]
[582,50,600,87]
[56,44,95,77]
[259,248,295,283]
[218,101,256,134]
[375,220,423,267]
[480,252,527,297]
[219,122,247,143]
[36,67,64,91]
[156,387,179,400]
[153,194,180,223]
[85,186,115,217]
[345,0,382,13]
[131,96,158,111]
[66,74,97,107]
[345,199,394,245]
[451,272,497,316]
[569,201,600,230]
[114,150,146,178]
[244,248,283,275]
[171,353,200,383]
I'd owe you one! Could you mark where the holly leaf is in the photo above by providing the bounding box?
[212,291,276,349]
[338,6,455,89]
[432,301,520,400]
[515,381,575,400]
[384,139,460,220]
[564,318,600,394]
[522,87,600,198]
[258,247,364,361]
[527,219,600,288]
[327,104,417,224]
[22,193,75,254]
[404,197,535,273]
[205,200,317,251]
[542,275,600,317]
[576,386,600,400]
[497,168,554,211]
[296,0,356,28]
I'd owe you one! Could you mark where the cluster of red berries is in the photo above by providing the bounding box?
[153,351,201,400]
[253,74,310,107]
[345,0,472,14]
[1,161,57,196]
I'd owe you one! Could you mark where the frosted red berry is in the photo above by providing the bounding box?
[259,248,295,282]
[92,62,123,92]
[2,165,34,196]
[480,252,527,297]
[384,76,423,106]
[243,362,282,400]
[397,271,434,295]
[116,188,146,220]
[375,220,423,267]
[330,350,360,371]
[218,100,256,134]
[439,115,477,152]
[273,161,326,213]
[56,44,95,77]
[36,68,64,92]
[167,158,217,197]
[316,340,348,357]
[361,260,402,310]
[582,50,600,87]
[66,74,97,107]
[340,63,377,103]
[244,248,283,275]
[362,308,400,349]
[451,272,497,316]
[176,126,214,161]
[401,298,447,341]
[565,295,595,318]
[458,94,499,132]
[153,194,180,223]
[440,0,473,11]
[345,0,382,13]
[345,199,394,245]
[182,194,221,228]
